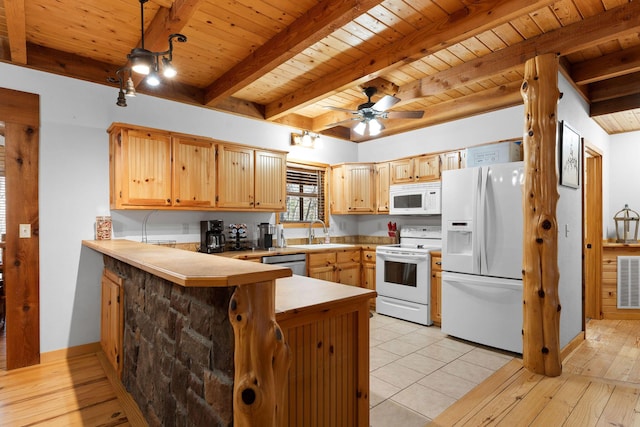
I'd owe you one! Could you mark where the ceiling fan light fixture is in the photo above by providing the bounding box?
[369,118,382,136]
[354,121,366,136]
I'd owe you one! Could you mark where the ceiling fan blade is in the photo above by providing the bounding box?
[372,94,400,112]
[385,110,425,119]
[323,105,361,114]
[326,118,361,127]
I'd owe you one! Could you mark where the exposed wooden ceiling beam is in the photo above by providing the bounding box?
[144,0,204,53]
[263,0,557,120]
[4,0,27,64]
[396,1,640,104]
[203,0,385,107]
[589,72,640,103]
[571,45,640,85]
[590,94,640,117]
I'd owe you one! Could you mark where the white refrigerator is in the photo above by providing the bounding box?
[441,161,524,353]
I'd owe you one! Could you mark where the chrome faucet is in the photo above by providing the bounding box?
[308,219,327,244]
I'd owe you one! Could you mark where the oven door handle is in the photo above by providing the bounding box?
[377,252,429,262]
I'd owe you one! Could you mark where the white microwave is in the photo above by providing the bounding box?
[389,182,441,215]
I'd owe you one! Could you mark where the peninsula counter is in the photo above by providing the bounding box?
[83,239,374,427]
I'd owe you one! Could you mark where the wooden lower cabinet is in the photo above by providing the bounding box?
[361,249,376,309]
[308,249,361,287]
[430,252,442,325]
[308,252,337,281]
[101,268,124,377]
[337,250,361,286]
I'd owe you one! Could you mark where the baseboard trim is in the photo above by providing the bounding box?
[40,342,102,364]
[561,331,585,361]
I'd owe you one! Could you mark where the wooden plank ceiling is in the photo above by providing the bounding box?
[1,0,639,141]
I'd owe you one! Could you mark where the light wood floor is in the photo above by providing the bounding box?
[430,319,640,426]
[0,319,638,426]
[0,350,146,426]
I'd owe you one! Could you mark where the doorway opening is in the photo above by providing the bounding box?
[583,141,604,323]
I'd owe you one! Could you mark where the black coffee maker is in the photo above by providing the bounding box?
[200,220,226,253]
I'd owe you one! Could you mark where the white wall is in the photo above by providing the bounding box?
[607,130,640,238]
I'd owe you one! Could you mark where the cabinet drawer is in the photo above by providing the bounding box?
[362,250,376,264]
[431,256,442,272]
[337,250,360,264]
[308,252,336,267]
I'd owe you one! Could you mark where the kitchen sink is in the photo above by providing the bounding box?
[288,243,355,250]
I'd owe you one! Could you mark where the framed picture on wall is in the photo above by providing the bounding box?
[559,121,581,188]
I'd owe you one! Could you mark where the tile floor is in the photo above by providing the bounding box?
[369,312,517,426]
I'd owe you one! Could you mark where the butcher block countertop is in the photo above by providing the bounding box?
[83,239,292,287]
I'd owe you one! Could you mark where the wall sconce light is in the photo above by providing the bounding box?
[291,131,320,148]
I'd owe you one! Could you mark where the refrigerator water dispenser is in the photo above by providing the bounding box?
[446,221,472,255]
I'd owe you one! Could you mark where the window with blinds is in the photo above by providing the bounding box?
[280,163,326,223]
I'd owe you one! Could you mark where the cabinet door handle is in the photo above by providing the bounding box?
[166,198,171,203]
[435,261,441,265]
[175,198,180,203]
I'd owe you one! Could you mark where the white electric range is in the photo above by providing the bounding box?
[375,225,442,326]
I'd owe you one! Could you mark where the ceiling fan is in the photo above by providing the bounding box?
[324,87,424,137]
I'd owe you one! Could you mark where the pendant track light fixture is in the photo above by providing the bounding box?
[108,0,187,107]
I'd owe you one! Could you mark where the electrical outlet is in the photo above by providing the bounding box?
[19,223,31,238]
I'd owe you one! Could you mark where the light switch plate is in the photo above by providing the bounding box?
[19,223,31,238]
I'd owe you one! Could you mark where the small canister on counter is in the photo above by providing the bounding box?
[95,216,112,240]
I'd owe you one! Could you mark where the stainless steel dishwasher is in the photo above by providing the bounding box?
[261,253,307,276]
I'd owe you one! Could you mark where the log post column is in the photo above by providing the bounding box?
[229,280,292,426]
[520,53,562,377]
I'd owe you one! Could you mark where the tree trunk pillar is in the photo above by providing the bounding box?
[229,281,292,426]
[520,53,562,377]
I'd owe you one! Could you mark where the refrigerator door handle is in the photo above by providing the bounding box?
[478,167,488,274]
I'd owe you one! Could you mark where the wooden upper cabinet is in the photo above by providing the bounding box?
[110,124,217,209]
[331,163,375,214]
[217,144,287,211]
[254,150,286,211]
[376,162,390,213]
[440,151,461,172]
[217,144,255,209]
[390,158,414,183]
[115,127,173,207]
[172,136,216,208]
[390,154,441,184]
[330,165,347,214]
[345,163,375,213]
[109,123,286,212]
[414,154,441,182]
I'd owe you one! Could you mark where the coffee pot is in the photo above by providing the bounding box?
[200,220,226,253]
[206,231,226,252]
